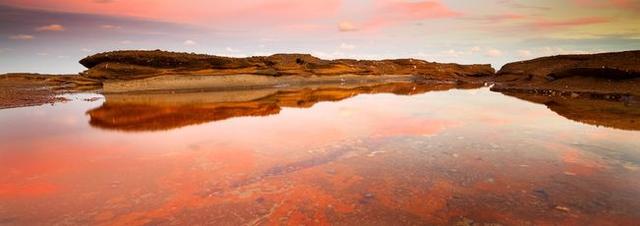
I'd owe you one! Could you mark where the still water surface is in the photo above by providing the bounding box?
[0,83,639,225]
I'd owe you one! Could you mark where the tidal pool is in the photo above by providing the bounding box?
[0,83,639,225]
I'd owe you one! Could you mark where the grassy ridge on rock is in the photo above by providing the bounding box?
[80,50,255,69]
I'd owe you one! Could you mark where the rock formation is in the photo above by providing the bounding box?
[77,50,495,84]
[4,49,640,110]
[492,50,640,95]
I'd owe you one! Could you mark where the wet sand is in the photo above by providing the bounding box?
[0,75,68,109]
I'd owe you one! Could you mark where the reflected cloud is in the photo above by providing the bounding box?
[35,24,65,31]
[8,34,34,40]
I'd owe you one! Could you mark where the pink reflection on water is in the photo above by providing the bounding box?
[0,89,639,225]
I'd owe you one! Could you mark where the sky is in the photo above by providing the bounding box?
[0,0,638,74]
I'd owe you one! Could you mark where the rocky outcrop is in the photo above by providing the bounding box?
[2,50,493,107]
[493,50,640,95]
[6,50,640,110]
[77,50,495,84]
[497,51,640,80]
[490,50,640,131]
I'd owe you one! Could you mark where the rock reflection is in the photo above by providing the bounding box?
[3,83,640,225]
[500,91,640,131]
[87,82,481,132]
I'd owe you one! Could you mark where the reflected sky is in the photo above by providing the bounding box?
[0,87,639,225]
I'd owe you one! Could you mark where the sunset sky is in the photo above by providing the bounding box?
[0,0,638,73]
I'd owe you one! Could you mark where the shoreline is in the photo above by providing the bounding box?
[1,49,639,109]
[102,74,422,93]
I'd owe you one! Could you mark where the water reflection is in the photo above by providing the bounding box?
[87,82,481,132]
[501,92,640,131]
[1,83,639,225]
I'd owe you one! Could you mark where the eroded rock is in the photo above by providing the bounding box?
[493,50,640,95]
[77,50,495,84]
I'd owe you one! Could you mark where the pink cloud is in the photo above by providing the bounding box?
[9,34,35,40]
[281,23,332,32]
[376,0,460,20]
[362,0,461,30]
[484,48,503,57]
[35,24,65,31]
[338,21,358,32]
[497,0,551,10]
[100,24,121,29]
[4,0,460,33]
[1,0,342,26]
[481,13,526,23]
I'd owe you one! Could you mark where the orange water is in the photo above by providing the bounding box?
[1,88,639,225]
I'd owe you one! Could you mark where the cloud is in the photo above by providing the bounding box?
[36,24,65,31]
[414,47,485,59]
[484,49,504,57]
[379,0,461,20]
[472,13,526,23]
[573,0,640,11]
[3,0,342,26]
[283,23,327,32]
[119,40,132,44]
[539,47,598,56]
[363,0,461,30]
[338,21,358,32]
[516,50,532,58]
[225,47,239,52]
[532,17,610,29]
[339,43,356,50]
[497,0,551,10]
[441,49,466,57]
[100,24,121,29]
[183,40,196,45]
[9,34,34,40]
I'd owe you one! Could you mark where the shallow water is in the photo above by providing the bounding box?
[1,84,639,225]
